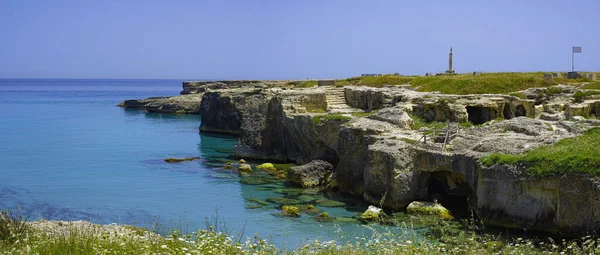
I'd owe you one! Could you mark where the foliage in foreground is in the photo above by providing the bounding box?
[3,209,600,254]
[480,128,600,177]
[311,114,352,124]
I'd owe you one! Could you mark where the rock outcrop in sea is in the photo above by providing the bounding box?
[122,80,600,236]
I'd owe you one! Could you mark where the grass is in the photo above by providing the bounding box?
[573,90,600,103]
[3,211,600,254]
[580,81,600,90]
[410,116,446,131]
[335,75,414,88]
[311,114,352,124]
[508,92,528,99]
[332,72,594,95]
[480,128,600,177]
[351,110,378,118]
[0,209,30,245]
[289,80,318,88]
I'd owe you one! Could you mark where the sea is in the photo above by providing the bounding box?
[0,79,417,248]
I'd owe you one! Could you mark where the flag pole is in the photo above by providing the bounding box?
[572,49,574,72]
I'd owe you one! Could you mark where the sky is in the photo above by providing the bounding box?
[1,0,599,80]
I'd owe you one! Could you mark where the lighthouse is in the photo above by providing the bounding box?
[446,47,456,74]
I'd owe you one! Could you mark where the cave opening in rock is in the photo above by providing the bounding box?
[466,106,497,125]
[503,105,513,119]
[426,172,470,218]
[515,105,527,117]
[590,102,600,118]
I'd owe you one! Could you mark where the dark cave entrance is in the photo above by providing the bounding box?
[515,105,527,117]
[426,172,471,218]
[466,106,497,125]
[503,105,513,119]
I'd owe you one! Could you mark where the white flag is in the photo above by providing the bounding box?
[573,46,582,53]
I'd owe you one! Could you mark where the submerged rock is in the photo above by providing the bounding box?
[360,205,387,221]
[245,198,270,206]
[334,217,361,224]
[407,201,454,221]
[287,160,333,187]
[266,197,303,205]
[297,204,319,215]
[315,199,345,207]
[297,195,318,202]
[239,176,276,185]
[163,157,200,163]
[223,162,234,170]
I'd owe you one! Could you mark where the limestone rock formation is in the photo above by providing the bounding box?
[287,160,333,187]
[359,205,386,221]
[159,79,600,236]
[407,201,454,220]
[119,94,203,114]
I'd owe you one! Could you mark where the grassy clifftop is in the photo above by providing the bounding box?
[295,72,599,94]
[480,128,600,177]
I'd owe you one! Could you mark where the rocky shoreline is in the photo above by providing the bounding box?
[121,80,600,236]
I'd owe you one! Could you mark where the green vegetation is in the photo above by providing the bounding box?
[480,128,600,177]
[3,209,600,254]
[289,80,318,88]
[573,90,600,103]
[508,92,528,99]
[350,110,378,118]
[335,75,414,88]
[410,116,446,131]
[544,86,563,96]
[333,72,594,95]
[400,137,418,144]
[311,114,352,124]
[581,81,600,90]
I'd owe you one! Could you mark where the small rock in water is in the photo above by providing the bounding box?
[238,159,246,164]
[281,205,300,217]
[360,205,387,221]
[164,157,200,163]
[238,164,253,175]
[314,211,333,222]
[406,201,454,220]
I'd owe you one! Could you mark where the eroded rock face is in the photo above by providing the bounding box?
[287,160,333,187]
[193,83,600,236]
[367,108,413,129]
[475,165,600,236]
[182,80,293,95]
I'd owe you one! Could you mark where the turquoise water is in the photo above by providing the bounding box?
[0,79,413,247]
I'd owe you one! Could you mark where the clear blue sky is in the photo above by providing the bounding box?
[1,0,598,79]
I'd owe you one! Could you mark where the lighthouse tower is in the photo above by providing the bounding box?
[445,47,456,74]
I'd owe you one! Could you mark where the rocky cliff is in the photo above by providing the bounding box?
[196,83,600,236]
